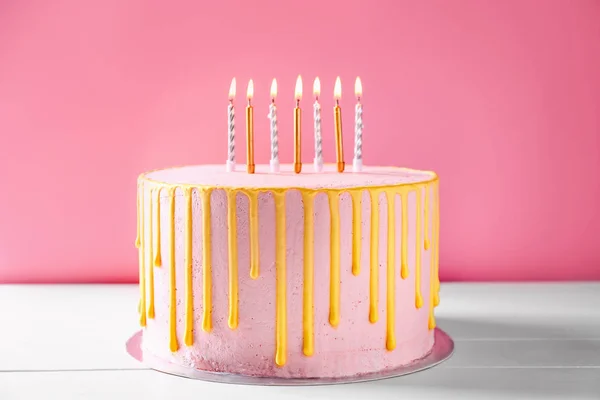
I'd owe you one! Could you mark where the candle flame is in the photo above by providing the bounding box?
[229,77,236,100]
[334,76,342,100]
[270,78,277,100]
[247,79,254,101]
[295,75,303,101]
[355,77,362,99]
[313,77,321,98]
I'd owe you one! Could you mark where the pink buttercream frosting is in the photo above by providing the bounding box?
[144,163,435,189]
[140,164,437,378]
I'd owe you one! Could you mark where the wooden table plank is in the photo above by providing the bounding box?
[0,285,143,371]
[0,369,598,400]
[1,282,599,382]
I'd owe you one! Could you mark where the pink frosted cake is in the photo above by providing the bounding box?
[135,163,440,378]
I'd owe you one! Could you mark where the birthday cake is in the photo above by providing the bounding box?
[135,164,440,378]
[134,76,441,379]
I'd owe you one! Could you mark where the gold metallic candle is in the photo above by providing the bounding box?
[294,75,303,174]
[246,79,255,174]
[333,76,345,173]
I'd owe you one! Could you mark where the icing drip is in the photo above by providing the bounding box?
[138,184,146,327]
[248,192,260,280]
[136,184,141,314]
[328,192,341,327]
[274,192,287,367]
[369,190,379,323]
[154,188,162,267]
[434,181,440,306]
[428,186,436,329]
[385,191,396,350]
[201,189,213,332]
[168,188,178,351]
[227,190,239,330]
[147,190,155,319]
[135,185,141,249]
[424,184,429,251]
[184,188,194,346]
[400,192,409,279]
[302,192,315,357]
[415,189,424,309]
[351,191,362,276]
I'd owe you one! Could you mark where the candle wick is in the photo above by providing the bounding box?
[296,99,300,107]
[271,98,275,104]
[357,97,361,103]
[315,96,319,102]
[336,99,340,106]
[247,99,252,106]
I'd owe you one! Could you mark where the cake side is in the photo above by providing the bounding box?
[136,164,440,378]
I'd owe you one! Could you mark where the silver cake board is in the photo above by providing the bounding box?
[126,328,454,386]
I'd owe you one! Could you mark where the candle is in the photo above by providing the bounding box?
[246,79,255,174]
[353,77,363,172]
[269,79,279,173]
[313,77,323,173]
[226,78,236,172]
[294,75,303,174]
[333,76,345,173]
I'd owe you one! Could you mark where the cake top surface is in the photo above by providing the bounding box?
[143,164,436,190]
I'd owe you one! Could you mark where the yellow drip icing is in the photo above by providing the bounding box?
[302,192,315,357]
[328,192,341,328]
[135,185,141,248]
[227,190,239,330]
[385,191,396,350]
[369,190,379,323]
[433,181,441,307]
[154,188,162,267]
[168,188,178,352]
[136,184,141,314]
[351,191,362,276]
[424,184,430,251]
[274,192,287,367]
[139,185,146,327]
[201,189,213,332]
[415,189,424,309]
[248,192,260,280]
[184,188,194,346]
[147,190,155,319]
[428,184,436,329]
[400,192,409,279]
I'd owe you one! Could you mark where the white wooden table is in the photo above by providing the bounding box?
[1,283,599,399]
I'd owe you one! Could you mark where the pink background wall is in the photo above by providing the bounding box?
[1,0,599,283]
